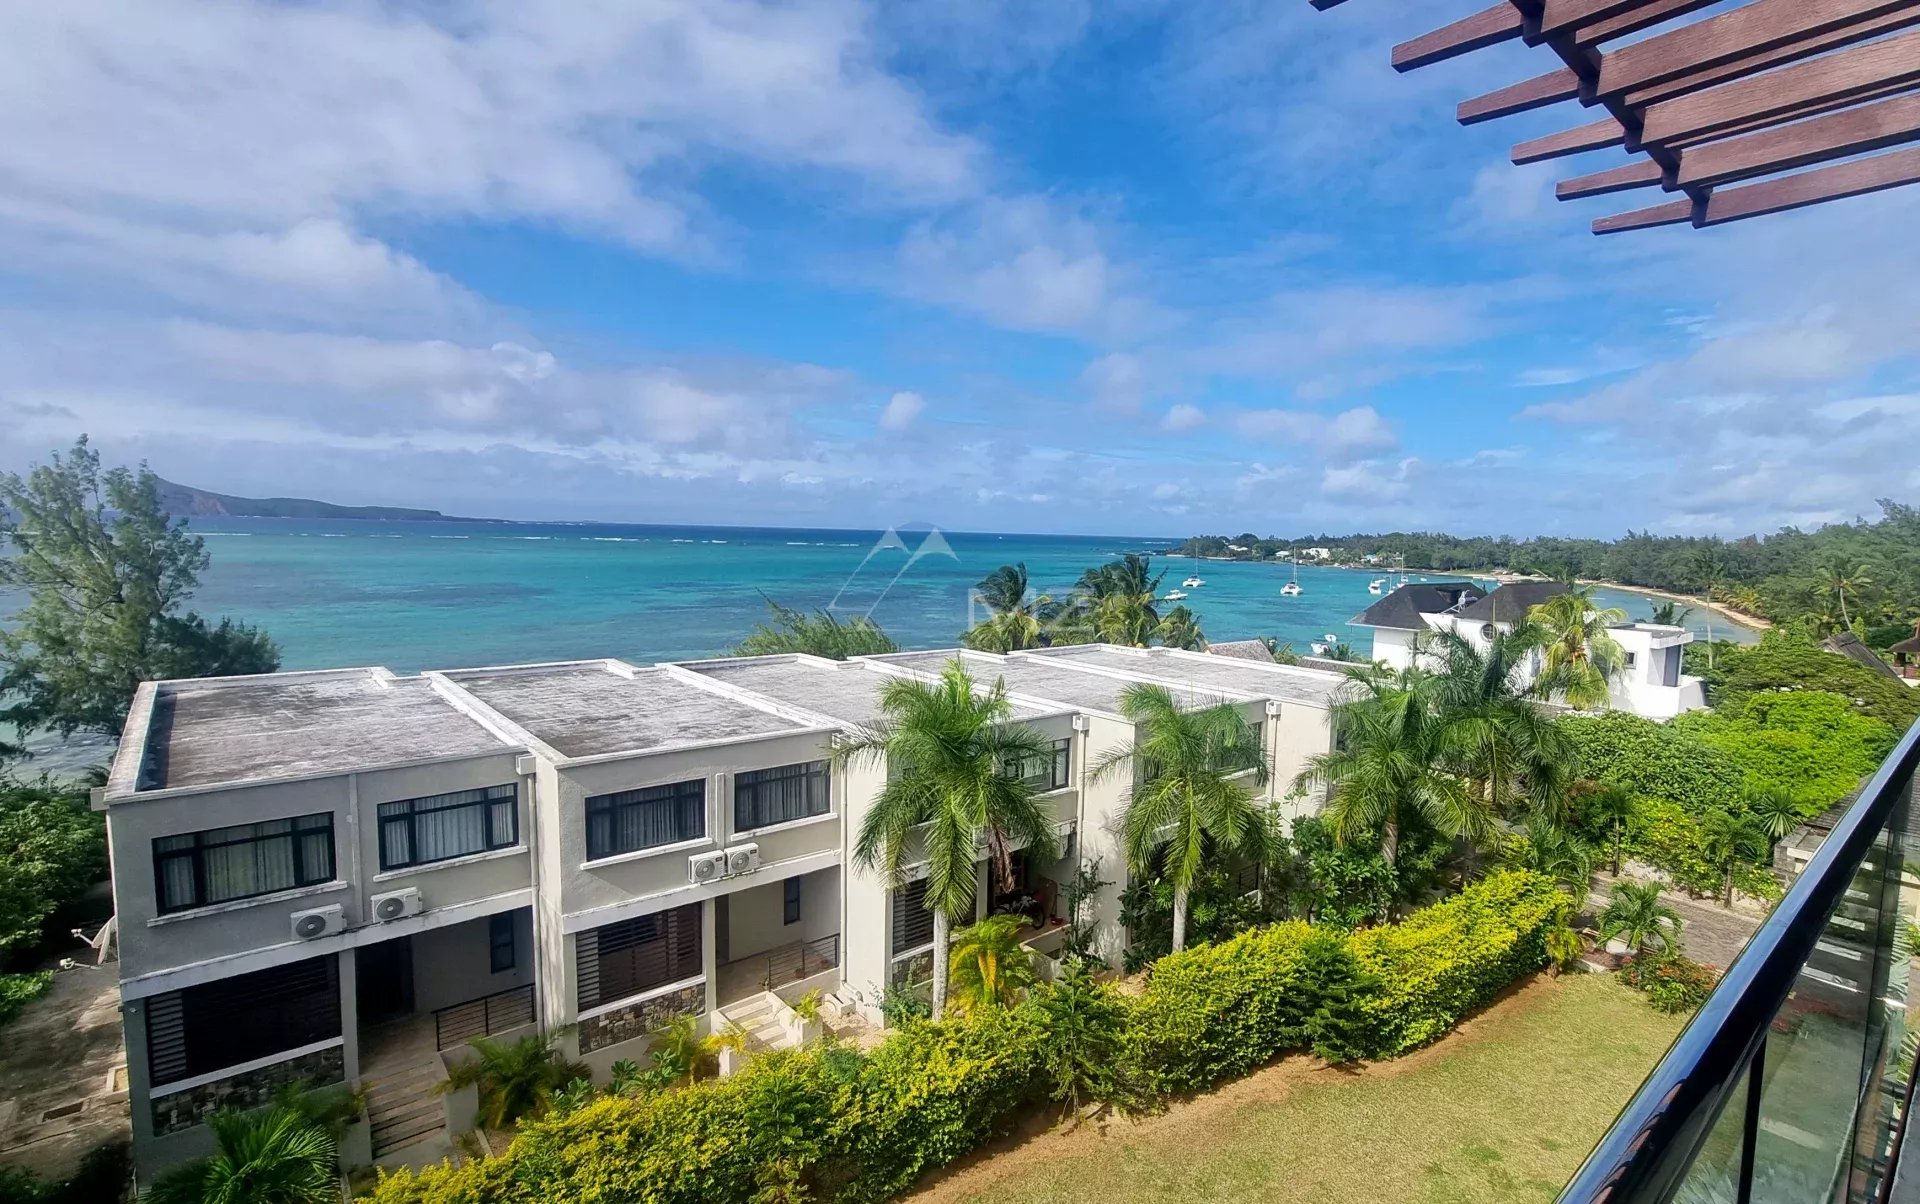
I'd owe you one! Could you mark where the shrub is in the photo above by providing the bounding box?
[1558,712,1743,814]
[0,970,52,1028]
[1626,799,1781,902]
[1675,691,1894,810]
[0,778,107,956]
[1693,629,1920,730]
[1620,954,1717,1014]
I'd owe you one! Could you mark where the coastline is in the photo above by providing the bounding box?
[1476,569,1769,633]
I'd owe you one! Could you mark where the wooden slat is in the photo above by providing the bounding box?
[1598,0,1915,100]
[1676,91,1920,186]
[1557,158,1667,197]
[1393,3,1524,72]
[1513,116,1628,163]
[1667,74,1920,147]
[1543,0,1670,36]
[1459,68,1583,125]
[1575,0,1721,43]
[1700,142,1920,222]
[1624,8,1920,107]
[1642,27,1920,145]
[1593,197,1695,233]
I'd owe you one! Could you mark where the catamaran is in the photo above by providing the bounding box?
[1280,550,1303,597]
[1181,550,1205,589]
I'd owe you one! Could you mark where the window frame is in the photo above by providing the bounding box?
[784,877,803,926]
[489,913,516,974]
[1002,738,1072,793]
[376,784,519,872]
[153,813,336,915]
[585,779,707,861]
[732,760,832,832]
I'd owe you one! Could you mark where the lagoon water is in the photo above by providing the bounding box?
[141,518,1752,672]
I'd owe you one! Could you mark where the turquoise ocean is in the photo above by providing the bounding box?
[136,518,1754,673]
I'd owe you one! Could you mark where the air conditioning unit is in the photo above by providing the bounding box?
[725,843,760,877]
[290,904,345,941]
[689,850,726,885]
[370,887,423,922]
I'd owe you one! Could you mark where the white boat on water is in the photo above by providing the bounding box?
[1165,589,1189,601]
[1181,575,1204,588]
[1280,551,1303,597]
[1368,577,1386,594]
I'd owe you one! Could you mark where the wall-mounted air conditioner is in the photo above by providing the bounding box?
[290,904,345,941]
[725,843,760,877]
[370,887,423,922]
[689,850,727,885]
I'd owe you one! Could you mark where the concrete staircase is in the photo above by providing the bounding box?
[717,993,793,1054]
[365,1059,445,1159]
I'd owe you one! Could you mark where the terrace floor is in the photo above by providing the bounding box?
[905,974,1683,1204]
[0,962,129,1180]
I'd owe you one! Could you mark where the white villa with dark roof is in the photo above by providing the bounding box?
[100,645,1347,1179]
[1349,580,1707,719]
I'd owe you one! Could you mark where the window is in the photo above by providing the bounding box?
[784,877,803,926]
[489,913,516,974]
[1002,738,1071,792]
[147,955,340,1086]
[1624,651,1638,669]
[377,785,517,871]
[585,779,705,860]
[734,761,831,831]
[576,903,702,1010]
[891,877,934,954]
[153,814,335,914]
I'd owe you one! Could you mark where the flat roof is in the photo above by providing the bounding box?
[128,669,516,795]
[868,649,1244,716]
[440,661,808,759]
[1030,646,1346,707]
[683,655,1057,727]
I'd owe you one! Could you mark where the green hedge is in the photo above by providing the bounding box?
[0,971,51,1029]
[362,871,1562,1204]
[1673,691,1895,810]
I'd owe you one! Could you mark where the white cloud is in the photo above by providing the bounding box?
[879,390,926,430]
[1080,353,1148,411]
[1162,403,1204,431]
[1235,404,1396,462]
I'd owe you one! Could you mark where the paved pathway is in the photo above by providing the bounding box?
[0,961,128,1179]
[1586,873,1764,970]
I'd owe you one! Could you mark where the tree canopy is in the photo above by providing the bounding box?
[1,437,279,742]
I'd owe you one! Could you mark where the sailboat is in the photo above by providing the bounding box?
[1181,549,1205,589]
[1280,549,1303,597]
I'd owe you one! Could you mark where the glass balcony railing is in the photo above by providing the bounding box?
[1561,717,1920,1204]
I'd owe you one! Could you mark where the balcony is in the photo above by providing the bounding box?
[1560,717,1920,1203]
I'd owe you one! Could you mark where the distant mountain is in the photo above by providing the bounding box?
[154,478,489,522]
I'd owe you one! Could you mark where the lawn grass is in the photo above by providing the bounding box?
[908,974,1684,1204]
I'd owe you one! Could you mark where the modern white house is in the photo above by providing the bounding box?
[1349,580,1707,718]
[98,644,1347,1179]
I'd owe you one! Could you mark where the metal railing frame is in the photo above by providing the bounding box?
[431,983,537,1051]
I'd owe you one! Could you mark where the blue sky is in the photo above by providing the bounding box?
[1,0,1916,538]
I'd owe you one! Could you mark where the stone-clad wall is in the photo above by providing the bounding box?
[578,984,704,1053]
[151,1045,346,1136]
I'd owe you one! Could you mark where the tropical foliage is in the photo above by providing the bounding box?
[1094,683,1270,952]
[1689,629,1920,729]
[961,563,1053,653]
[836,660,1059,1017]
[0,971,52,1029]
[946,914,1040,1015]
[731,598,899,659]
[0,775,107,956]
[145,1105,336,1204]
[1530,586,1628,709]
[1598,882,1683,957]
[1619,953,1717,1014]
[437,1033,589,1130]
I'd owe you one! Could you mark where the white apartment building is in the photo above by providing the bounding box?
[1350,580,1708,718]
[99,645,1346,1178]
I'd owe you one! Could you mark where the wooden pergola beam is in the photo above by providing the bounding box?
[1675,90,1920,186]
[1393,4,1525,72]
[1459,68,1582,125]
[1597,0,1915,99]
[1513,116,1628,163]
[1593,197,1695,232]
[1622,7,1920,107]
[1558,158,1667,197]
[1700,142,1920,222]
[1641,26,1920,145]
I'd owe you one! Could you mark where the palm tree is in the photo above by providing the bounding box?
[1153,604,1205,651]
[1092,683,1270,953]
[1743,784,1802,859]
[1293,668,1492,873]
[964,563,1055,652]
[1649,600,1693,627]
[837,661,1061,1018]
[1530,586,1628,710]
[1514,816,1597,912]
[144,1105,337,1204]
[1066,554,1163,646]
[1598,880,1683,957]
[947,913,1040,1013]
[1423,625,1576,823]
[732,598,898,658]
[1812,560,1872,628]
[1699,809,1768,908]
[437,1032,588,1130]
[1583,781,1639,875]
